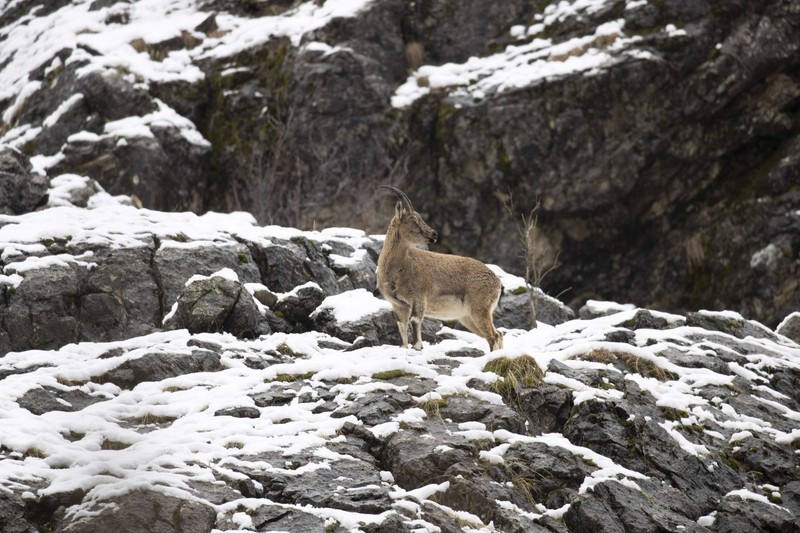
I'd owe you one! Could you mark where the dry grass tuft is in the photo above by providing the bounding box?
[483,355,544,402]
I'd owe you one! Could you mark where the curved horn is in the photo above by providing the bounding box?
[378,185,414,211]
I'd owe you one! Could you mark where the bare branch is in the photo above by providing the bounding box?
[501,190,561,329]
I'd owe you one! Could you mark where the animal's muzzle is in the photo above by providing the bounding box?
[429,232,438,244]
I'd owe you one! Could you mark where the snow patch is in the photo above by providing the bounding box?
[311,288,392,324]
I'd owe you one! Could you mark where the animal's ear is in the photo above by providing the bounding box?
[395,201,406,217]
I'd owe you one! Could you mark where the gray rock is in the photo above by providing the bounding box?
[776,312,800,344]
[573,480,700,533]
[504,441,595,501]
[617,309,670,330]
[250,238,340,295]
[96,349,222,388]
[417,501,473,533]
[3,3,800,529]
[1,264,82,353]
[782,480,800,517]
[384,423,474,490]
[713,497,799,533]
[4,0,800,327]
[496,288,575,329]
[217,504,342,532]
[686,311,777,341]
[332,389,414,425]
[564,492,626,533]
[436,468,549,532]
[0,146,48,215]
[360,513,413,533]
[516,384,573,434]
[4,297,800,529]
[280,459,391,514]
[438,394,527,434]
[0,492,36,533]
[251,386,301,408]
[18,386,105,415]
[769,365,800,405]
[0,244,160,354]
[251,285,279,308]
[164,275,267,337]
[231,448,391,515]
[313,305,442,348]
[214,406,261,418]
[324,240,379,292]
[154,242,261,312]
[273,283,327,329]
[78,246,161,341]
[54,489,215,533]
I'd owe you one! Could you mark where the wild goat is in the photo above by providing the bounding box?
[376,186,504,351]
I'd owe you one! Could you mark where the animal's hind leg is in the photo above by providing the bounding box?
[460,316,483,337]
[460,313,503,351]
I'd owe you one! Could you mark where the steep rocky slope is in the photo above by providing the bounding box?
[1,150,800,532]
[1,0,798,327]
[2,244,800,533]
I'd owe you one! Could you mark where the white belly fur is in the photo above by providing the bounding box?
[425,296,470,321]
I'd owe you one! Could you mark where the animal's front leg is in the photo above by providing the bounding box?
[410,318,424,350]
[393,303,411,348]
[410,301,426,350]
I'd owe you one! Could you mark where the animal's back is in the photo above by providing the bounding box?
[412,249,501,292]
[409,249,502,320]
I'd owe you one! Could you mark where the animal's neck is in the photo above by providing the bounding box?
[380,221,410,265]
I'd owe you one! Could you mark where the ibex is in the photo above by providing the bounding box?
[376,186,504,351]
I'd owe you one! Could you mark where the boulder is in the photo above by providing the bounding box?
[96,349,222,389]
[164,273,268,338]
[777,312,800,344]
[384,423,474,490]
[0,492,36,533]
[1,263,83,353]
[154,243,261,310]
[273,283,327,329]
[216,503,346,532]
[0,145,48,214]
[54,490,216,533]
[686,310,777,340]
[313,304,443,348]
[495,287,575,329]
[18,386,105,415]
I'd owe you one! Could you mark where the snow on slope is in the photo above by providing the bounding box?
[0,0,374,107]
[0,175,374,277]
[392,0,673,107]
[0,0,375,163]
[1,277,799,530]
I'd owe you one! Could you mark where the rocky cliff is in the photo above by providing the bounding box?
[1,0,798,327]
[1,150,800,532]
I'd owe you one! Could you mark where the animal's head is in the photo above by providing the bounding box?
[379,185,438,245]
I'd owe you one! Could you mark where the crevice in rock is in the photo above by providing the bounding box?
[221,283,245,332]
[254,509,292,528]
[149,234,165,325]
